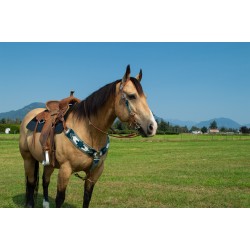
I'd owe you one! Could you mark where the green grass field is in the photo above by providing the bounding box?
[0,134,249,208]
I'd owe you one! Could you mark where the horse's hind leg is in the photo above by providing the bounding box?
[42,166,54,208]
[24,157,39,208]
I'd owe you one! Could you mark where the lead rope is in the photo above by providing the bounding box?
[88,118,139,138]
[74,173,95,183]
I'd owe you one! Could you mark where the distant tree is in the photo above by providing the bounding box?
[1,118,6,124]
[179,126,189,133]
[201,126,208,134]
[113,120,127,131]
[158,120,169,132]
[209,120,218,129]
[190,126,200,132]
[173,126,180,133]
[240,126,250,134]
[220,127,226,132]
[15,118,21,124]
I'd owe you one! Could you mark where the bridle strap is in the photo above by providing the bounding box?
[84,95,139,139]
[120,81,141,130]
[88,118,139,138]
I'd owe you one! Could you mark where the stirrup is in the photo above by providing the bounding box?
[42,151,50,166]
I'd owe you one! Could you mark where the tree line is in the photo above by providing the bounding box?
[156,119,243,134]
[190,120,238,134]
[0,119,21,133]
[240,126,250,134]
[155,120,188,134]
[1,117,249,135]
[111,119,187,135]
[1,118,21,124]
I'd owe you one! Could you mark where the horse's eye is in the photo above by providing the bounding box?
[127,94,136,100]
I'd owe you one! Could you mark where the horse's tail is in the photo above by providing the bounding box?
[34,160,39,200]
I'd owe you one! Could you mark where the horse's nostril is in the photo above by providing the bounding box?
[148,124,154,132]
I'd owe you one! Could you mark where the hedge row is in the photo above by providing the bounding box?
[0,124,20,134]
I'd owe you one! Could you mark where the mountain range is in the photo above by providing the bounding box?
[154,116,244,130]
[0,103,45,121]
[0,102,248,130]
[159,117,243,130]
[195,118,241,130]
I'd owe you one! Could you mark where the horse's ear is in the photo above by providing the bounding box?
[122,65,131,83]
[136,69,142,82]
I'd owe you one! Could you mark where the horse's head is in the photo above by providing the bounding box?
[115,65,157,137]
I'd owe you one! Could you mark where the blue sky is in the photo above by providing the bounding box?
[0,42,250,124]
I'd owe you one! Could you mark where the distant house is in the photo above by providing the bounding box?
[209,129,220,133]
[5,128,11,134]
[192,130,202,134]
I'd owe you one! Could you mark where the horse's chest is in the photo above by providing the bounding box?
[55,135,108,172]
[57,129,110,172]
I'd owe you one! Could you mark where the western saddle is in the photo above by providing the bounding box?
[33,91,80,167]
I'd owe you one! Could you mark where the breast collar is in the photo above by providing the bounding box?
[65,128,110,172]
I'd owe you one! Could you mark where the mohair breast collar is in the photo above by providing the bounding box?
[65,128,110,172]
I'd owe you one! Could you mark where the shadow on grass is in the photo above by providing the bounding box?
[12,193,77,208]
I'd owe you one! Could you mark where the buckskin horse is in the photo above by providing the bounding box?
[19,65,157,208]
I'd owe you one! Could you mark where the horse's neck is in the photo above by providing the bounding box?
[68,98,116,150]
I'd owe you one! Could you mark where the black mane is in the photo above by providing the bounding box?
[73,77,144,120]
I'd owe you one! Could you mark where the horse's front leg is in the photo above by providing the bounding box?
[83,179,95,208]
[83,162,104,208]
[55,163,72,208]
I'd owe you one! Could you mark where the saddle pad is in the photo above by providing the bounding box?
[26,118,64,134]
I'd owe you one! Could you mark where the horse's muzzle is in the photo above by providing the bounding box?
[138,121,157,137]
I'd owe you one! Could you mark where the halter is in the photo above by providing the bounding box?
[120,82,141,131]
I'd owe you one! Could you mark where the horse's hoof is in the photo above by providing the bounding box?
[43,199,50,208]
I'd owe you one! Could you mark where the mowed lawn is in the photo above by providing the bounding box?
[0,134,249,208]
